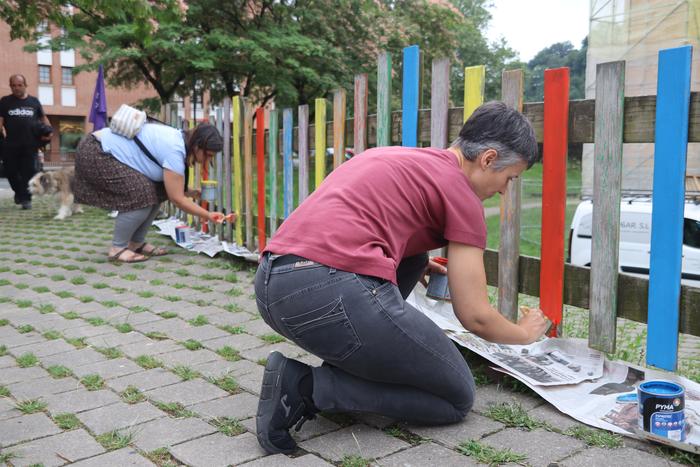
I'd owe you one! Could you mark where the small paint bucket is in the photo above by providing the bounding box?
[175,225,193,244]
[200,180,218,201]
[426,257,450,301]
[637,380,685,441]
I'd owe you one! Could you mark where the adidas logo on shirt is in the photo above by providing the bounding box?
[7,108,35,117]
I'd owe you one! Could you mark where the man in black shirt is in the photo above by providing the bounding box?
[0,74,51,209]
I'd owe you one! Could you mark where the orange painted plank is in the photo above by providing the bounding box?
[256,108,266,251]
[539,67,569,335]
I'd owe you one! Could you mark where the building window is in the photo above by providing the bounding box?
[39,65,51,84]
[61,67,73,85]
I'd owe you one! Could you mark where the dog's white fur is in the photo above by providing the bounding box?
[28,167,83,220]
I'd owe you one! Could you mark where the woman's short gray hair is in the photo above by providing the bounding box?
[451,101,538,170]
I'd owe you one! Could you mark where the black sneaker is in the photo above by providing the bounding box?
[256,351,317,454]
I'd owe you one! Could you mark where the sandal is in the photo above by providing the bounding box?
[133,243,168,257]
[108,248,149,263]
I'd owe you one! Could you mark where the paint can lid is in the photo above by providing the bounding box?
[639,380,684,395]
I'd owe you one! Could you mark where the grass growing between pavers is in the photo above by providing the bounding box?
[0,345,7,357]
[565,426,623,448]
[61,311,80,320]
[172,365,201,381]
[220,325,245,334]
[484,402,548,431]
[144,447,179,467]
[182,339,203,351]
[383,424,430,445]
[340,455,374,467]
[0,386,10,397]
[121,386,146,404]
[260,333,285,344]
[97,429,134,451]
[457,440,528,466]
[16,352,38,368]
[216,346,241,362]
[95,347,123,359]
[65,337,88,349]
[16,399,47,414]
[135,355,163,369]
[81,374,105,390]
[211,417,245,436]
[656,446,700,466]
[53,413,81,430]
[208,375,240,394]
[43,330,62,340]
[47,365,72,378]
[0,451,18,464]
[153,401,196,418]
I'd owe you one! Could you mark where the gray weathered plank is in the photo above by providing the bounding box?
[333,89,346,169]
[298,105,310,205]
[430,57,450,148]
[498,69,524,322]
[354,74,368,154]
[223,97,232,242]
[377,51,392,147]
[589,61,626,353]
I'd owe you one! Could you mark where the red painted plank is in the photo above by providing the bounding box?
[256,108,266,251]
[540,67,569,335]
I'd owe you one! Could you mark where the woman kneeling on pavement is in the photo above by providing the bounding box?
[254,101,550,454]
[74,122,229,263]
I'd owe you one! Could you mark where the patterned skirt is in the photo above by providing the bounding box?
[73,135,167,211]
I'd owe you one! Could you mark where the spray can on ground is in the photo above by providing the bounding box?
[426,256,450,301]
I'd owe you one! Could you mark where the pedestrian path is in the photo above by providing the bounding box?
[0,198,694,466]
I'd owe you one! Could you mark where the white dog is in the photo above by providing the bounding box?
[28,167,83,220]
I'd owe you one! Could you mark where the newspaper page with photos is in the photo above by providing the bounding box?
[153,218,257,260]
[407,286,700,451]
[407,288,604,386]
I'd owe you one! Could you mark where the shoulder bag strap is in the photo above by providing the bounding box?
[133,135,161,168]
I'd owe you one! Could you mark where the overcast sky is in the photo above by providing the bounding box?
[485,0,590,62]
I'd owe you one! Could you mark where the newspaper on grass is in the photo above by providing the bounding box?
[153,217,257,260]
[407,285,700,451]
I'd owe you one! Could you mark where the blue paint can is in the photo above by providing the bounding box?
[637,380,685,441]
[426,257,450,301]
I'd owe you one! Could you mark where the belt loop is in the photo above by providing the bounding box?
[264,253,272,285]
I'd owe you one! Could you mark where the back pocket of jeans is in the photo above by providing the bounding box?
[281,297,361,362]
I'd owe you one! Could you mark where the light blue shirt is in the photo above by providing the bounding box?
[99,123,185,181]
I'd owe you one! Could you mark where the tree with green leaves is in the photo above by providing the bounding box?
[524,38,588,102]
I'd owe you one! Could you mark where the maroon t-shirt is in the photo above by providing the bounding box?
[264,146,486,284]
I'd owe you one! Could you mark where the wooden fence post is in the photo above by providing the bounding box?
[315,98,327,188]
[354,74,368,154]
[333,89,346,169]
[255,108,266,251]
[430,58,450,149]
[269,109,279,235]
[283,108,294,218]
[498,69,524,322]
[647,45,693,371]
[377,52,392,147]
[540,67,569,335]
[464,65,485,122]
[243,101,253,249]
[232,96,243,246]
[223,97,232,242]
[298,105,310,204]
[589,61,625,353]
[402,45,420,147]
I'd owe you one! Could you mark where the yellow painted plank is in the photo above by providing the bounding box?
[315,98,327,189]
[464,65,485,121]
[233,96,243,246]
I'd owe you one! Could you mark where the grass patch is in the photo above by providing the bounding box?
[153,401,195,418]
[86,317,106,326]
[16,398,48,414]
[32,286,50,294]
[122,273,138,281]
[0,451,17,464]
[160,311,178,319]
[129,305,149,313]
[47,365,72,378]
[484,402,546,431]
[0,345,6,356]
[149,279,164,286]
[92,282,109,289]
[174,268,190,277]
[50,274,66,281]
[226,287,243,297]
[0,386,10,397]
[16,300,33,308]
[256,358,268,366]
[260,333,285,344]
[16,352,38,368]
[96,429,133,451]
[101,300,120,308]
[138,291,155,298]
[565,426,623,448]
[163,295,181,302]
[211,417,245,436]
[171,283,187,289]
[37,303,55,314]
[457,440,528,466]
[70,276,87,285]
[656,446,700,466]
[224,273,238,283]
[223,303,245,313]
[145,331,169,341]
[0,319,8,326]
[120,386,145,404]
[115,323,133,333]
[42,330,62,340]
[172,365,200,381]
[14,284,29,290]
[53,412,81,430]
[216,346,241,362]
[83,266,97,273]
[78,296,95,303]
[181,339,203,351]
[188,315,209,327]
[220,325,245,335]
[340,455,373,467]
[209,375,239,394]
[65,337,87,348]
[135,355,162,369]
[81,374,105,390]
[95,347,123,359]
[144,447,178,466]
[55,290,74,299]
[383,424,430,445]
[17,324,34,333]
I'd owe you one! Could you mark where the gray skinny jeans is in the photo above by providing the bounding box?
[254,253,475,425]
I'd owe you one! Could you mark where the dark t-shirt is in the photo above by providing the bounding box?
[264,146,487,284]
[0,95,45,147]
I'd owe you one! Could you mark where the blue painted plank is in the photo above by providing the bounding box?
[283,108,294,218]
[647,45,693,371]
[402,45,420,147]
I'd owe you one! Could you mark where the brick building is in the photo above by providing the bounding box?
[0,21,159,164]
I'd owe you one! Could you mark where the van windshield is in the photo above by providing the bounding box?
[684,219,700,248]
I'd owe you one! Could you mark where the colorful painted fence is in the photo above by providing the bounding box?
[175,44,700,373]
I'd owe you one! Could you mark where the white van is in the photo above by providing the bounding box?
[568,198,700,283]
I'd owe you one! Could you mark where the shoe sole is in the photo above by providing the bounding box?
[256,351,296,454]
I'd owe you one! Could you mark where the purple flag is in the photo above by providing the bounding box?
[88,64,107,131]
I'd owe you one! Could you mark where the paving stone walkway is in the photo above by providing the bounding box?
[0,197,695,466]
